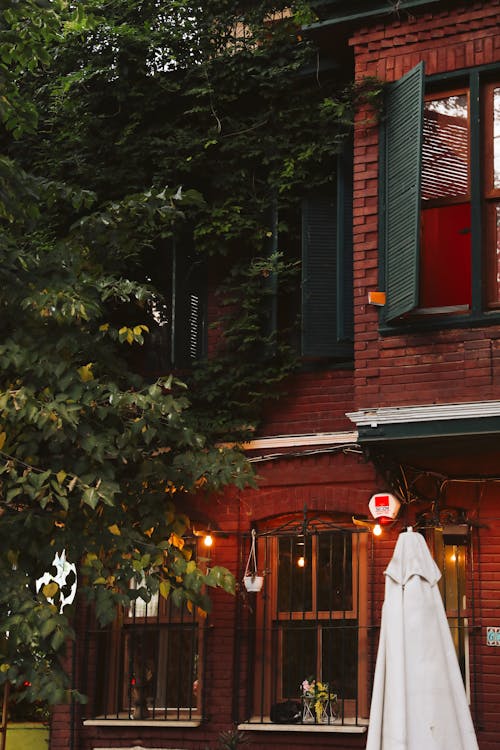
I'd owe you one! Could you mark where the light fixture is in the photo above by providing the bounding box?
[192,523,229,546]
[352,515,386,533]
[442,524,469,544]
[368,492,401,524]
[297,555,305,568]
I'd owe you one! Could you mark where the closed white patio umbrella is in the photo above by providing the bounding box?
[366,527,479,750]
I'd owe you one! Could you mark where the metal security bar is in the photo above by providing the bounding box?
[85,593,202,721]
[234,514,370,728]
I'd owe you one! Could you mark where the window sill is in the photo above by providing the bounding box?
[237,719,368,734]
[379,309,500,336]
[84,718,202,728]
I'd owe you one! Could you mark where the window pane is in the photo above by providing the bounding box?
[485,201,500,306]
[278,536,312,612]
[281,623,317,698]
[317,533,352,611]
[494,87,500,190]
[422,94,469,200]
[322,622,358,700]
[420,203,471,309]
[124,625,198,717]
[433,529,469,687]
[420,93,471,311]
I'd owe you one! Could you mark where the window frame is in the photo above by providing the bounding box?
[379,62,500,331]
[87,548,206,722]
[419,86,471,313]
[483,81,500,309]
[140,236,207,377]
[428,527,474,701]
[250,525,369,722]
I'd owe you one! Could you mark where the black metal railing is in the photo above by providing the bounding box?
[85,595,202,721]
[234,520,371,727]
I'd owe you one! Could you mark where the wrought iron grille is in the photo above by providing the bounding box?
[84,592,203,721]
[234,513,371,728]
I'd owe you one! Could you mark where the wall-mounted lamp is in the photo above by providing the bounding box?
[353,516,385,535]
[368,492,401,524]
[442,524,469,544]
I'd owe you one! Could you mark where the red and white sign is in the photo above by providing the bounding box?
[369,492,400,522]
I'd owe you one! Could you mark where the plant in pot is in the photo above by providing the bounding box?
[243,529,263,592]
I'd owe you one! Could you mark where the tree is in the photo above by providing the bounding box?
[0,0,255,706]
[0,0,381,705]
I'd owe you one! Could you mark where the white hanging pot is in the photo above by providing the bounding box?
[243,529,264,592]
[243,574,264,592]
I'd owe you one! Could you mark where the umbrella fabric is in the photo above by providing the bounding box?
[366,527,479,750]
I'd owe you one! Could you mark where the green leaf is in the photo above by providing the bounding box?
[82,487,98,509]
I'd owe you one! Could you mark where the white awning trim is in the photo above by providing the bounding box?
[347,401,500,428]
[241,431,359,449]
[219,431,359,450]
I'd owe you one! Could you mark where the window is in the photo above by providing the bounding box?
[142,239,206,373]
[430,526,473,697]
[272,150,353,361]
[420,91,471,311]
[243,520,368,725]
[116,237,206,378]
[484,82,500,307]
[382,62,500,323]
[87,560,203,721]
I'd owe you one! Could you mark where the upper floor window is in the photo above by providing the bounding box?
[381,62,500,323]
[120,238,206,377]
[274,149,354,361]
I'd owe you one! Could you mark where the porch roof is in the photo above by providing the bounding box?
[347,401,500,476]
[305,0,440,29]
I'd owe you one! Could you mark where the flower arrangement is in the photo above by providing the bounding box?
[301,677,338,723]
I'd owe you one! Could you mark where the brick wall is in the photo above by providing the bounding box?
[258,369,355,436]
[349,0,500,409]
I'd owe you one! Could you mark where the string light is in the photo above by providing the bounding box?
[373,524,382,537]
[297,555,305,567]
[203,534,213,548]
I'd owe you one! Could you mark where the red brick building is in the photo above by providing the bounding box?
[50,1,500,749]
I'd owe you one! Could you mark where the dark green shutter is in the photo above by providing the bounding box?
[301,185,353,359]
[337,143,354,342]
[302,194,337,358]
[384,62,424,322]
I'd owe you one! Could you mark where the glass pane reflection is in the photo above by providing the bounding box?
[422,94,469,200]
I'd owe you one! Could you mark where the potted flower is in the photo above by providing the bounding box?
[301,677,338,723]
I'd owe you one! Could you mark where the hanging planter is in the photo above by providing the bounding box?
[243,529,264,592]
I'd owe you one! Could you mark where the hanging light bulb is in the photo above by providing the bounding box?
[297,555,305,568]
[373,523,382,537]
[203,533,213,548]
